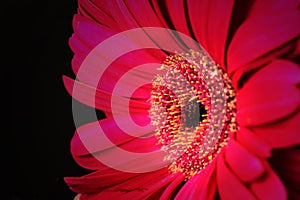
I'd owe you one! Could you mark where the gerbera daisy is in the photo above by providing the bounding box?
[63,0,300,199]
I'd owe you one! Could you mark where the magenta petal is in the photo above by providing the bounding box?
[251,111,300,149]
[155,0,200,52]
[118,2,193,54]
[80,169,174,200]
[69,14,116,74]
[64,169,140,194]
[225,139,265,182]
[103,0,138,30]
[96,50,165,97]
[63,76,150,116]
[228,0,300,75]
[78,0,120,30]
[164,0,193,38]
[236,59,300,126]
[250,161,287,200]
[236,127,271,158]
[217,154,256,200]
[174,164,217,200]
[187,0,234,67]
[71,118,155,156]
[123,0,164,28]
[70,118,167,172]
[159,174,185,200]
[72,14,115,50]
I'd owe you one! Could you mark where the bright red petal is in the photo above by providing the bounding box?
[250,161,287,200]
[187,0,234,68]
[228,0,300,75]
[225,139,265,182]
[159,174,185,200]
[70,117,167,171]
[64,169,140,194]
[236,127,271,158]
[217,154,256,199]
[69,14,116,74]
[123,0,165,28]
[80,168,174,200]
[251,111,300,149]
[174,164,217,200]
[236,59,300,126]
[78,0,120,30]
[63,76,150,116]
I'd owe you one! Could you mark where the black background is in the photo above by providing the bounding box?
[10,1,89,199]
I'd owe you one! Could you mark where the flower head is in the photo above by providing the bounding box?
[63,0,300,199]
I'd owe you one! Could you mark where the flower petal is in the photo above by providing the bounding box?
[236,127,271,158]
[250,161,287,200]
[187,0,234,67]
[123,0,165,28]
[70,15,168,90]
[80,168,175,200]
[69,14,116,74]
[64,169,140,194]
[251,110,300,149]
[71,118,155,156]
[78,0,120,30]
[236,59,300,126]
[174,164,217,200]
[159,174,185,200]
[63,76,150,116]
[228,0,300,75]
[217,154,256,200]
[164,0,193,37]
[70,118,168,172]
[225,139,265,182]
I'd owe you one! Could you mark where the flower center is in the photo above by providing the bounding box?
[150,50,237,179]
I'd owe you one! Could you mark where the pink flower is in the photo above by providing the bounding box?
[63,0,300,199]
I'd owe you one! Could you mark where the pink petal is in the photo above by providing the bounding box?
[96,51,164,97]
[117,1,192,56]
[217,154,256,200]
[251,110,300,149]
[69,15,168,90]
[69,14,116,74]
[71,14,115,51]
[63,76,150,116]
[123,0,165,28]
[230,39,298,90]
[104,0,196,55]
[64,169,140,194]
[250,161,287,200]
[164,0,192,37]
[70,118,168,172]
[103,0,140,30]
[225,139,265,182]
[71,38,166,96]
[187,0,234,68]
[78,0,120,30]
[236,127,271,158]
[236,59,300,126]
[71,118,156,156]
[157,0,201,52]
[159,174,185,200]
[80,168,175,200]
[174,164,217,200]
[228,0,300,75]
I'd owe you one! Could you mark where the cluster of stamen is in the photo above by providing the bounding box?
[150,50,237,179]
